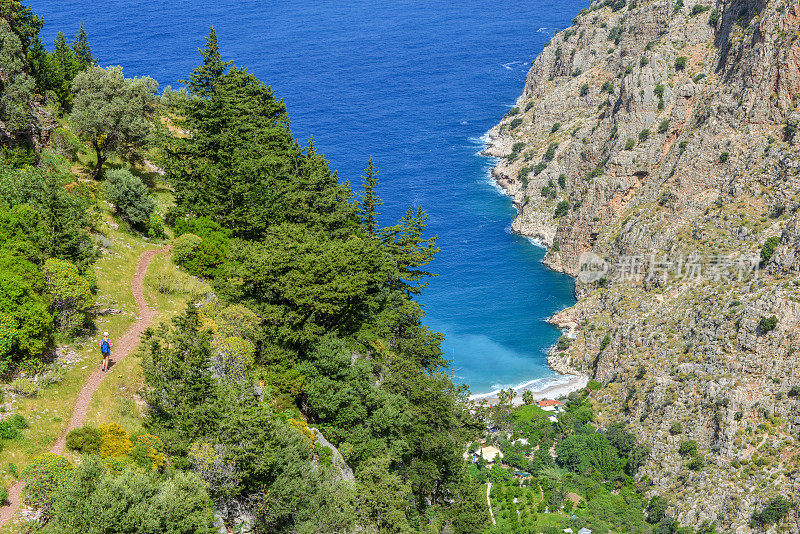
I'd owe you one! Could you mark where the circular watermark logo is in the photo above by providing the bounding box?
[578,252,609,283]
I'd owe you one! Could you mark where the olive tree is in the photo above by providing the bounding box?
[70,65,157,177]
[101,167,155,228]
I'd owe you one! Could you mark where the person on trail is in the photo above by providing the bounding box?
[100,332,112,372]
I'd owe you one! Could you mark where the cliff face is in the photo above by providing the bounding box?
[488,0,800,530]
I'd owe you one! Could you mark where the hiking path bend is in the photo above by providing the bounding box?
[0,246,169,526]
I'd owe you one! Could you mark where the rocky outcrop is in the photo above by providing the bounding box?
[489,0,800,530]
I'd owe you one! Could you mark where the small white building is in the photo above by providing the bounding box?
[480,446,503,463]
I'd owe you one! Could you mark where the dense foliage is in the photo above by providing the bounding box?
[138,29,488,533]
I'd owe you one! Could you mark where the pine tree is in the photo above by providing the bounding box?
[357,158,382,237]
[51,31,79,109]
[186,26,232,98]
[71,21,94,69]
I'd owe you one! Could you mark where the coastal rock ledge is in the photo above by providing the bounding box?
[487,0,800,530]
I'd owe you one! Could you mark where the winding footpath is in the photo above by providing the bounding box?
[0,246,168,526]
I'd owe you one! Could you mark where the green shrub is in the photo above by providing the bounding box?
[600,334,611,350]
[751,497,793,527]
[674,56,688,71]
[719,152,729,163]
[678,440,697,456]
[557,174,566,188]
[551,123,561,133]
[691,4,711,15]
[533,162,547,175]
[172,233,202,266]
[788,385,800,397]
[22,453,75,514]
[760,236,780,264]
[102,168,156,228]
[646,495,668,524]
[556,336,571,350]
[640,57,648,66]
[658,119,670,134]
[687,455,704,470]
[509,118,523,129]
[65,425,102,455]
[0,414,28,440]
[43,258,93,335]
[653,84,665,98]
[639,129,651,142]
[758,316,778,334]
[544,143,558,161]
[525,101,535,112]
[669,422,683,435]
[708,8,719,24]
[587,379,602,390]
[554,200,570,218]
[508,107,520,116]
[601,81,614,94]
[512,142,525,153]
[580,83,589,97]
[9,378,39,398]
[0,486,7,504]
[147,213,166,239]
[624,138,635,150]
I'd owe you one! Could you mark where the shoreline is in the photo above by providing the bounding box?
[468,372,588,406]
[468,127,587,407]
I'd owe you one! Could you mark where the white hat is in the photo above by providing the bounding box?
[103,332,109,336]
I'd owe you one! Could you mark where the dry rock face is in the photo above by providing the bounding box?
[489,0,800,530]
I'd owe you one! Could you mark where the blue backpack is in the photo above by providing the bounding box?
[101,339,110,354]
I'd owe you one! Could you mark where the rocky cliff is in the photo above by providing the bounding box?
[487,0,800,530]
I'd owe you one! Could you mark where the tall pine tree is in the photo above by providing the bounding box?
[186,26,231,98]
[357,158,382,237]
[71,21,94,69]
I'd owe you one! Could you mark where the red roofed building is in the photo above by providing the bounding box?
[537,399,564,412]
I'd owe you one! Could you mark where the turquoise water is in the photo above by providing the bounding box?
[35,0,580,395]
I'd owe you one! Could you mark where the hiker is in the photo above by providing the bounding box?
[100,332,112,372]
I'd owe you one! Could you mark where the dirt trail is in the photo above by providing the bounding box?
[0,246,168,526]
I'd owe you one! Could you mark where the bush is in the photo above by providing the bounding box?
[669,422,683,435]
[639,129,651,142]
[511,142,525,153]
[601,81,614,94]
[172,233,202,266]
[0,414,28,439]
[600,334,611,350]
[580,83,589,97]
[760,236,780,264]
[758,316,778,334]
[9,378,39,398]
[533,161,547,175]
[624,138,635,150]
[558,174,566,188]
[587,379,602,390]
[658,119,670,134]
[751,496,793,527]
[719,152,729,163]
[98,423,133,458]
[551,123,561,133]
[691,4,711,15]
[653,84,665,98]
[674,56,687,71]
[708,8,719,24]
[509,118,523,129]
[687,455,704,471]
[130,434,166,471]
[647,495,668,524]
[788,385,800,397]
[147,213,166,239]
[102,168,156,228]
[43,258,93,335]
[508,107,520,116]
[0,486,7,505]
[65,425,102,454]
[556,336,571,350]
[22,453,75,514]
[544,142,558,161]
[554,200,570,218]
[678,440,698,456]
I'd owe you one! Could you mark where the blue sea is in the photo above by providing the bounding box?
[35,0,581,395]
